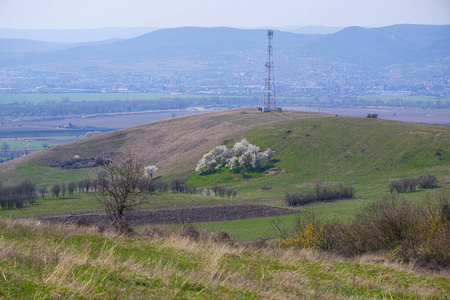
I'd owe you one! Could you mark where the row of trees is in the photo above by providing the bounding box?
[0,180,85,210]
[2,150,237,232]
[0,96,260,118]
[3,95,449,119]
[0,180,37,210]
[195,139,275,175]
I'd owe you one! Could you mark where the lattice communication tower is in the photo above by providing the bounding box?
[264,30,276,110]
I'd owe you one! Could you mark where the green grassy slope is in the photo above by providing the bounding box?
[186,113,449,202]
[0,110,321,185]
[3,109,449,182]
[241,115,449,196]
[0,219,448,299]
[1,109,449,203]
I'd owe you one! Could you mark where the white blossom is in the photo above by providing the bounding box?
[196,139,272,173]
[232,139,251,156]
[264,148,276,160]
[144,165,158,178]
[226,156,239,169]
[195,145,231,172]
[200,188,215,196]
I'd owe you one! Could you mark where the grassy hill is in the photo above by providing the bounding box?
[0,110,322,184]
[1,109,449,197]
[1,110,449,297]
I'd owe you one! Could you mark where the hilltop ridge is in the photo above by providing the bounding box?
[0,110,320,183]
[1,109,448,200]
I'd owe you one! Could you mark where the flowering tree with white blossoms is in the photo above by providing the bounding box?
[195,145,232,173]
[195,139,275,175]
[144,165,158,179]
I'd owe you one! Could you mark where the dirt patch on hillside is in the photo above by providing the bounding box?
[41,204,300,227]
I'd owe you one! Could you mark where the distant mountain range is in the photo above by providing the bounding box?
[278,25,344,34]
[0,26,340,43]
[1,24,448,67]
[0,27,157,43]
[302,24,450,64]
[0,24,449,96]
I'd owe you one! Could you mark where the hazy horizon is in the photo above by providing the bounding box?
[0,0,449,30]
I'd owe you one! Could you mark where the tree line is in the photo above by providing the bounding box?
[0,177,236,212]
[0,180,37,210]
[0,96,259,117]
[2,95,448,119]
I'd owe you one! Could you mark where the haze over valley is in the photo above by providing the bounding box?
[1,25,449,98]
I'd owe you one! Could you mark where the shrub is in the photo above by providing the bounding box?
[389,178,418,193]
[285,183,354,206]
[417,175,438,189]
[285,193,316,206]
[389,176,438,193]
[93,152,151,233]
[347,195,419,254]
[279,210,342,251]
[279,190,450,268]
[213,185,236,198]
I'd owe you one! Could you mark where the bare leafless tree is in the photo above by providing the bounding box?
[93,152,151,233]
[61,183,67,198]
[68,182,76,196]
[51,183,60,199]
[38,187,48,200]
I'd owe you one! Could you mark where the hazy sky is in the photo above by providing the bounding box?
[0,0,449,29]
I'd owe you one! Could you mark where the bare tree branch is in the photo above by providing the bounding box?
[92,152,151,233]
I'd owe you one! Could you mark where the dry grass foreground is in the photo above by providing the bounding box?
[0,218,448,299]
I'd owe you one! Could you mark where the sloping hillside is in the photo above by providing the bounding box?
[0,110,319,184]
[1,109,449,198]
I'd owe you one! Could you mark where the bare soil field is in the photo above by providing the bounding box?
[41,204,299,227]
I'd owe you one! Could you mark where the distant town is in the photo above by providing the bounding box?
[1,25,448,99]
[1,61,448,98]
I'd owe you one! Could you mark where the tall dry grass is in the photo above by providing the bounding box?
[0,214,449,298]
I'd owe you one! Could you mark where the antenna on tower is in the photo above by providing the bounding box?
[263,29,277,112]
